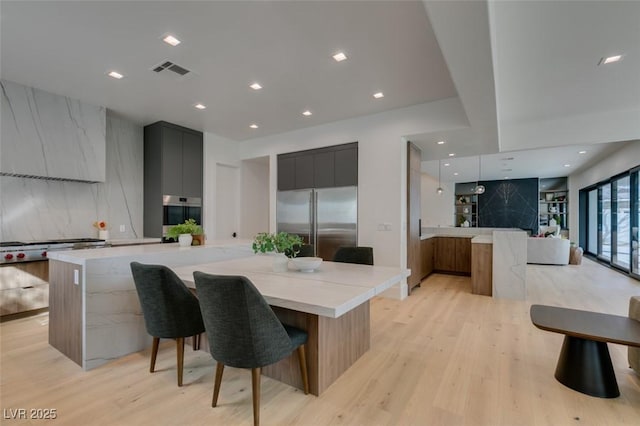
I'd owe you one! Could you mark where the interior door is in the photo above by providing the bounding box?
[215,164,239,239]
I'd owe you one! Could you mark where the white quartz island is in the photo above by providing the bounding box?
[47,240,254,370]
[173,256,409,395]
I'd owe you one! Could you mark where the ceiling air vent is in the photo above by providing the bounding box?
[151,60,192,78]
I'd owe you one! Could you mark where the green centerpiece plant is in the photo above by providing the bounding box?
[166,219,203,246]
[252,232,303,258]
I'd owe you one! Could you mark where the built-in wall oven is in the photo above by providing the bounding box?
[162,195,202,241]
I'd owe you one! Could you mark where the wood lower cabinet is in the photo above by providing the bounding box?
[433,237,471,275]
[472,243,493,296]
[0,261,49,317]
[49,260,83,366]
[420,238,434,279]
[455,238,472,274]
[434,237,457,272]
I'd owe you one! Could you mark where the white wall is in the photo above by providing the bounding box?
[202,132,239,240]
[568,140,640,242]
[421,173,455,227]
[240,157,270,238]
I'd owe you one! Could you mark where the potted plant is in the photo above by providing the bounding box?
[252,232,303,272]
[166,219,203,247]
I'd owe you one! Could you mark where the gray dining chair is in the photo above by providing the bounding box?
[130,261,205,386]
[193,272,309,426]
[333,246,374,265]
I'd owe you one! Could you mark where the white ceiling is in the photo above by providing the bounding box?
[420,141,629,184]
[0,0,456,141]
[1,1,638,181]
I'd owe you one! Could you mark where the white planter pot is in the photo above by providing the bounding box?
[272,253,289,272]
[178,234,193,247]
[98,230,110,240]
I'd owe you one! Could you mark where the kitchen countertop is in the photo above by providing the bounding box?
[419,230,495,243]
[471,235,493,244]
[47,239,252,264]
[107,238,161,246]
[174,256,409,318]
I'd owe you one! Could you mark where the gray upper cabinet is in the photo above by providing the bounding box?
[277,156,296,191]
[277,142,357,190]
[146,121,203,197]
[334,146,357,187]
[181,131,203,197]
[295,154,315,189]
[160,126,183,196]
[314,151,335,188]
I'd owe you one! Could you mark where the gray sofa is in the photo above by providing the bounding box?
[630,296,640,374]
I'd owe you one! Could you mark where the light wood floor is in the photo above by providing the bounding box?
[1,258,639,425]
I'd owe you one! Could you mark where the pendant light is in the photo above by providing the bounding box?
[474,156,485,194]
[436,159,443,194]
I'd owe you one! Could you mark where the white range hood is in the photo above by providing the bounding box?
[1,79,106,183]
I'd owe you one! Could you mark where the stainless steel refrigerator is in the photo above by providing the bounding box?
[277,186,357,261]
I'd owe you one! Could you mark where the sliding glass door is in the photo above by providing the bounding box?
[631,167,640,278]
[598,183,611,261]
[581,166,640,279]
[587,189,598,255]
[611,175,630,270]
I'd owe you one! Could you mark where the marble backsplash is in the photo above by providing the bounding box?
[1,79,106,182]
[0,111,143,241]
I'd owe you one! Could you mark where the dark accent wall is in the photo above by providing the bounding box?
[478,178,539,232]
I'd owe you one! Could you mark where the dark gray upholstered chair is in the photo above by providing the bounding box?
[130,262,205,387]
[193,272,309,426]
[284,243,314,258]
[333,246,374,265]
[295,244,315,257]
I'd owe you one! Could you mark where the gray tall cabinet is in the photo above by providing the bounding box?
[143,121,203,237]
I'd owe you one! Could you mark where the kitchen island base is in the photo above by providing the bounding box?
[193,301,370,396]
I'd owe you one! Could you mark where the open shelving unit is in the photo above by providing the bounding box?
[539,177,568,230]
[454,182,478,227]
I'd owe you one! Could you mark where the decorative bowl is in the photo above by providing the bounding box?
[290,257,323,272]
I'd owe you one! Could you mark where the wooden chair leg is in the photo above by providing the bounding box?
[212,362,225,407]
[192,334,200,351]
[297,345,310,395]
[251,368,261,426]
[150,337,160,373]
[176,337,185,387]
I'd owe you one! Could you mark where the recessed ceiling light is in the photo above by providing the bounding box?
[564,164,571,167]
[454,172,459,176]
[163,35,181,47]
[373,92,384,99]
[333,52,347,62]
[249,124,258,129]
[194,103,206,110]
[302,110,312,116]
[444,163,450,167]
[599,55,623,65]
[437,141,445,145]
[250,83,262,90]
[578,150,587,154]
[448,153,455,157]
[107,71,124,79]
